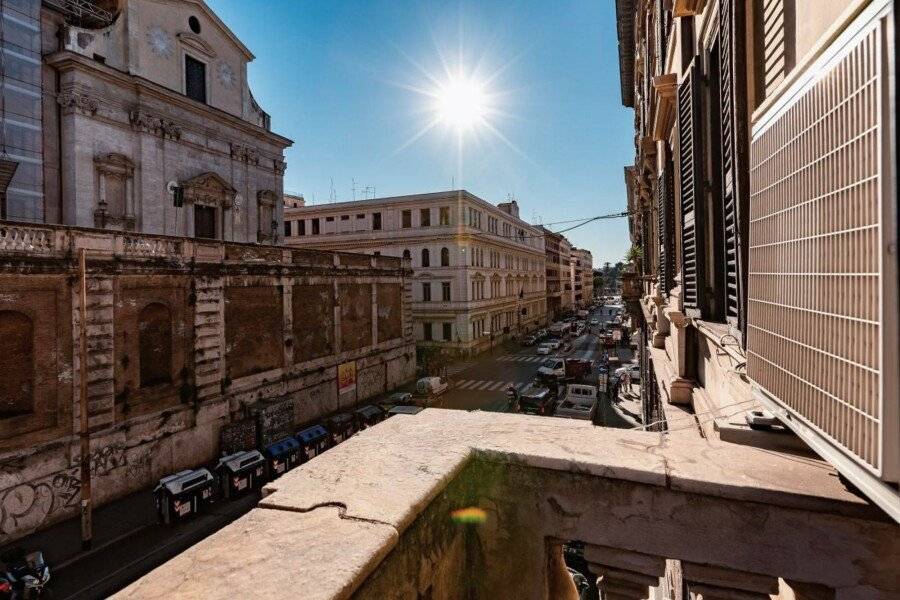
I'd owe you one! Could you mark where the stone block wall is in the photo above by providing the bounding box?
[0,224,416,544]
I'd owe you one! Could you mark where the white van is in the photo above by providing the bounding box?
[554,384,599,421]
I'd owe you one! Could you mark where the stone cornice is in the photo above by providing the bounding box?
[652,73,678,142]
[57,90,99,115]
[44,50,292,148]
[673,0,706,17]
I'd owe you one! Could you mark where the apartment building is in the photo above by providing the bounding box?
[284,191,548,354]
[541,227,576,319]
[617,0,898,531]
[571,247,594,308]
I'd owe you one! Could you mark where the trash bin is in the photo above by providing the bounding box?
[154,468,215,524]
[264,437,301,479]
[353,404,385,431]
[325,412,356,445]
[215,450,265,499]
[296,424,329,463]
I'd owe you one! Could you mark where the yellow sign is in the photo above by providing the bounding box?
[337,361,357,394]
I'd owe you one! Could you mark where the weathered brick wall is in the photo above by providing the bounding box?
[0,225,416,544]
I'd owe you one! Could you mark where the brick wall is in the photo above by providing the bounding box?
[0,224,416,544]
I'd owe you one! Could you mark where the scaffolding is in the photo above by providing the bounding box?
[42,0,114,28]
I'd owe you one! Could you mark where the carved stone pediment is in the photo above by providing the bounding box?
[182,172,236,208]
[178,32,217,58]
[94,153,134,179]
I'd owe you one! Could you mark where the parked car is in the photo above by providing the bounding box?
[387,391,414,405]
[590,318,599,326]
[554,384,599,421]
[615,364,641,382]
[517,384,555,416]
[536,343,552,355]
[415,376,449,399]
[522,334,537,346]
[538,358,567,379]
[547,338,562,350]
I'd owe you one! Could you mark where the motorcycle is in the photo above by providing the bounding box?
[0,548,50,599]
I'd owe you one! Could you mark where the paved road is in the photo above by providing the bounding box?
[438,306,636,429]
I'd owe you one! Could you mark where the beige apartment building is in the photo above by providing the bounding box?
[618,0,898,545]
[571,247,594,308]
[284,191,547,354]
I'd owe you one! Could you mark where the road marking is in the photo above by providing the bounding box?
[487,381,505,391]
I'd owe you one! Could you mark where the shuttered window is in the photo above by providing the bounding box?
[657,162,675,296]
[677,62,704,315]
[717,0,749,335]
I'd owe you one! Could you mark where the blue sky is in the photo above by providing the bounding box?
[207,0,634,265]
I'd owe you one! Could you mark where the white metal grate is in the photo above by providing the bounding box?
[747,9,893,477]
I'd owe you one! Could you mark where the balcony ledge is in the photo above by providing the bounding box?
[117,410,897,600]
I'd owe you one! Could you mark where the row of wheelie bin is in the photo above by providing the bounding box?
[154,403,388,524]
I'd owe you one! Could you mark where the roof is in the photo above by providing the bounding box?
[183,0,255,60]
[284,190,542,231]
[615,0,636,107]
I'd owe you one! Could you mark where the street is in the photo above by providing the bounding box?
[437,306,636,429]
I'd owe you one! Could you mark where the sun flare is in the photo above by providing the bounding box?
[434,75,488,131]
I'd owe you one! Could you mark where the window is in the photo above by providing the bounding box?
[139,303,172,388]
[402,209,412,228]
[402,249,411,260]
[422,282,431,302]
[373,212,382,230]
[423,322,433,341]
[421,248,430,267]
[442,323,452,341]
[0,311,33,418]
[440,247,450,266]
[356,214,365,219]
[442,282,451,301]
[194,205,216,238]
[185,55,206,103]
[439,206,450,225]
[299,220,306,236]
[340,215,350,221]
[678,60,705,316]
[188,15,201,34]
[311,218,320,235]
[420,208,431,227]
[284,220,292,237]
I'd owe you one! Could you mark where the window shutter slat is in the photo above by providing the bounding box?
[657,163,675,296]
[678,62,704,315]
[718,0,749,335]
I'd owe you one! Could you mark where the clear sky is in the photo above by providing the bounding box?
[206,0,634,265]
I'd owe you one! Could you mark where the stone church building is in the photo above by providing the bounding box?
[12,0,292,242]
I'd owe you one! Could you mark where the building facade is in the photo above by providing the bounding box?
[284,191,548,355]
[571,247,593,308]
[617,0,898,528]
[0,0,291,243]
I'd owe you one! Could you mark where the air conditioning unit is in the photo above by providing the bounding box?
[746,0,898,521]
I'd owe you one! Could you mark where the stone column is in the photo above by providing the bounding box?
[662,274,693,405]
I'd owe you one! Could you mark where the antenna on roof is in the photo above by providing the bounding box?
[352,178,357,201]
[329,177,336,203]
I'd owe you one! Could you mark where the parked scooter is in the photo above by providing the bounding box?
[0,548,50,599]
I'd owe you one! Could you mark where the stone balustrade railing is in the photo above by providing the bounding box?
[0,221,407,271]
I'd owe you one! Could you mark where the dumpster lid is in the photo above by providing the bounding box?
[388,405,424,416]
[296,424,328,443]
[354,404,383,419]
[154,468,214,494]
[265,437,300,457]
[217,449,264,472]
[326,412,354,427]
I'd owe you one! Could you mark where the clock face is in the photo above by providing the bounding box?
[147,26,173,58]
[218,62,236,88]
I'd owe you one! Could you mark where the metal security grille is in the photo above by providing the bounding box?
[747,11,893,476]
[718,0,749,333]
[678,63,703,314]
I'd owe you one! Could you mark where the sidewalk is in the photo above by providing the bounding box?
[611,383,643,428]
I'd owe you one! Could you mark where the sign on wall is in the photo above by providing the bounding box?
[337,361,357,394]
[220,417,257,455]
[256,397,295,448]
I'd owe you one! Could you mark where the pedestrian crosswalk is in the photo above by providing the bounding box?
[451,379,531,392]
[496,355,548,363]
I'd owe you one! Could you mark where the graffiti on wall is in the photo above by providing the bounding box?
[357,366,385,398]
[0,467,80,539]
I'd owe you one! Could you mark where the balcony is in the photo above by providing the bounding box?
[119,409,898,599]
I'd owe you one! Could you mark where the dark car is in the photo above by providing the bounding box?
[517,383,555,416]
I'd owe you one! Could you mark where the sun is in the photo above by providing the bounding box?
[434,75,487,131]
